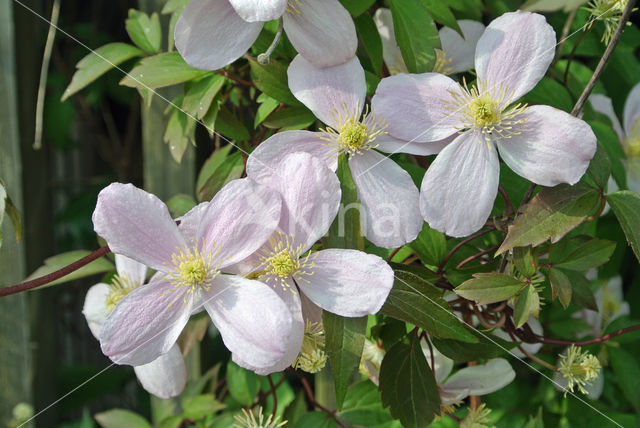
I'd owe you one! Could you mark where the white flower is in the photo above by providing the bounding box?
[573,276,630,338]
[554,345,602,398]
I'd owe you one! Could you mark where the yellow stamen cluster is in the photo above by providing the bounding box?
[432,50,454,75]
[286,0,302,15]
[105,274,139,312]
[447,79,528,145]
[167,241,220,299]
[433,401,462,422]
[318,103,388,157]
[256,233,314,290]
[232,407,286,428]
[558,345,601,395]
[584,0,632,44]
[460,403,493,428]
[292,321,327,373]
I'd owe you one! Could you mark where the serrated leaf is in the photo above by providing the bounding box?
[323,156,363,250]
[181,394,225,420]
[420,0,462,35]
[249,59,300,105]
[409,223,446,267]
[27,250,114,287]
[590,121,627,188]
[121,52,209,89]
[323,311,367,409]
[455,273,527,305]
[381,265,477,342]
[496,183,600,255]
[606,191,640,262]
[338,381,393,426]
[197,152,244,201]
[215,106,250,142]
[586,144,611,190]
[548,267,572,308]
[125,9,162,54]
[513,285,540,328]
[554,238,616,271]
[389,0,440,73]
[354,13,383,75]
[182,74,225,120]
[95,409,151,428]
[226,361,261,406]
[62,43,144,101]
[255,94,280,128]
[514,246,537,278]
[431,330,519,361]
[379,335,440,428]
[263,106,316,131]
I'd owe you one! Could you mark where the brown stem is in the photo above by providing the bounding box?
[498,186,514,216]
[554,7,579,64]
[214,69,254,87]
[437,227,495,275]
[571,0,637,116]
[267,374,278,419]
[288,369,345,428]
[536,324,640,346]
[563,21,594,85]
[387,247,402,262]
[456,245,500,269]
[0,245,111,297]
[508,331,558,371]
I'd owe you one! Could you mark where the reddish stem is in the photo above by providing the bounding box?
[536,325,640,346]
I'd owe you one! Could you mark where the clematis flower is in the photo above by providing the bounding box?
[374,8,485,75]
[83,255,187,399]
[248,55,427,248]
[590,82,640,192]
[92,180,294,373]
[372,11,597,237]
[233,152,394,374]
[573,276,630,338]
[174,0,357,71]
[553,345,602,398]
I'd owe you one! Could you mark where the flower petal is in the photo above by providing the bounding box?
[349,151,423,248]
[589,94,624,141]
[298,249,394,317]
[373,8,407,74]
[100,278,192,366]
[442,358,515,396]
[475,11,555,101]
[420,133,500,237]
[264,152,341,251]
[288,55,365,129]
[92,183,185,272]
[133,344,187,399]
[421,342,454,385]
[493,316,543,357]
[203,275,293,370]
[175,0,263,70]
[82,283,112,339]
[198,179,282,268]
[372,73,462,142]
[623,82,640,136]
[375,134,454,156]
[228,0,287,22]
[115,254,147,287]
[496,105,596,187]
[440,20,485,74]
[177,202,210,242]
[282,0,357,68]
[246,130,338,181]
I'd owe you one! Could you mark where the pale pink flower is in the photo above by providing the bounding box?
[248,55,426,248]
[175,0,357,70]
[234,152,394,374]
[372,11,597,237]
[92,180,293,373]
[83,255,187,399]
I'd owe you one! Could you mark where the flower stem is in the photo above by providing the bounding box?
[257,18,284,65]
[536,324,640,346]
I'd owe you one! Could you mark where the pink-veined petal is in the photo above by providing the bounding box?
[442,358,515,397]
[349,151,422,247]
[82,283,111,339]
[198,179,282,268]
[133,344,187,399]
[282,0,357,68]
[623,82,640,136]
[496,105,596,187]
[92,183,185,272]
[420,133,500,238]
[440,20,485,74]
[246,130,338,181]
[372,73,463,142]
[589,94,624,141]
[475,11,555,102]
[375,133,454,156]
[228,0,287,22]
[177,202,210,243]
[175,0,263,71]
[298,249,393,317]
[373,8,407,74]
[115,254,147,287]
[203,275,292,370]
[288,55,365,129]
[100,278,193,366]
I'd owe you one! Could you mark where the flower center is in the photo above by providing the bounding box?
[167,241,220,296]
[558,345,601,395]
[292,321,327,373]
[584,0,628,43]
[318,103,387,157]
[266,249,300,278]
[105,274,139,312]
[254,233,314,290]
[432,50,454,75]
[470,96,501,127]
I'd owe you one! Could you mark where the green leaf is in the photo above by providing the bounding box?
[409,223,446,267]
[389,0,440,73]
[339,0,375,16]
[609,347,640,412]
[431,330,519,361]
[263,106,316,131]
[523,77,573,112]
[420,0,461,35]
[166,194,197,217]
[561,269,598,311]
[164,103,196,163]
[27,250,115,287]
[513,285,540,328]
[323,311,367,409]
[554,238,616,271]
[293,412,338,428]
[589,121,627,188]
[382,265,477,342]
[585,144,611,190]
[94,409,151,428]
[354,14,383,76]
[255,94,280,128]
[548,267,572,308]
[338,381,393,426]
[121,52,209,89]
[62,43,144,101]
[182,74,225,120]
[2,186,22,244]
[196,144,233,191]
[455,273,527,305]
[606,191,640,262]
[496,183,600,255]
[197,152,244,201]
[125,9,162,54]
[181,394,225,420]
[214,106,251,142]
[156,416,183,428]
[249,59,300,105]
[513,246,537,278]
[379,335,440,428]
[226,361,261,406]
[323,156,363,250]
